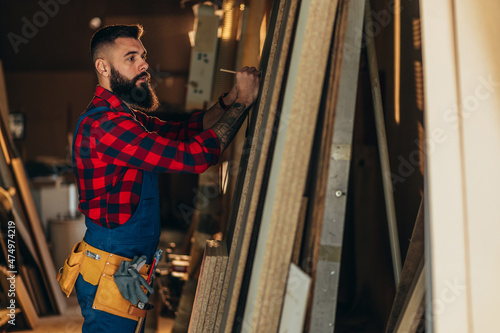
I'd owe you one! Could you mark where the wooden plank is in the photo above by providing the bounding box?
[0,112,64,315]
[278,264,311,333]
[203,242,228,332]
[213,252,229,332]
[188,240,218,332]
[394,259,425,333]
[302,0,365,331]
[300,2,350,330]
[420,0,470,331]
[386,200,424,332]
[291,197,308,266]
[364,0,402,286]
[195,241,217,332]
[0,309,20,327]
[219,0,301,330]
[11,157,66,314]
[451,1,500,332]
[302,0,348,277]
[0,265,39,329]
[12,208,41,269]
[241,0,339,330]
[16,272,39,328]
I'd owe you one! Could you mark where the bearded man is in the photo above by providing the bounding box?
[59,24,260,332]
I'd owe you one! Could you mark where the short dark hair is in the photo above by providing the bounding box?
[90,24,144,63]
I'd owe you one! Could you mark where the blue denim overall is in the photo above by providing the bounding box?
[72,107,161,332]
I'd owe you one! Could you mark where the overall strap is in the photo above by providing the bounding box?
[72,106,111,159]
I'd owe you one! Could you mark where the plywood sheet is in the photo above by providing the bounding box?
[188,240,218,332]
[241,0,339,330]
[219,0,301,330]
[278,264,311,333]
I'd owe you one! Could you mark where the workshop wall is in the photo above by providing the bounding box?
[0,0,195,161]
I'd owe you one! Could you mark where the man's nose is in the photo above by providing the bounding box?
[140,60,149,72]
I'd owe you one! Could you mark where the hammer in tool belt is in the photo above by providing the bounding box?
[134,249,163,333]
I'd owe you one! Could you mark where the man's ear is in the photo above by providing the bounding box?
[95,59,110,77]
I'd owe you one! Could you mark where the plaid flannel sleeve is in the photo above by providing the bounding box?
[93,112,220,173]
[133,110,206,141]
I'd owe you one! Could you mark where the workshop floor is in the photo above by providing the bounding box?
[16,295,175,333]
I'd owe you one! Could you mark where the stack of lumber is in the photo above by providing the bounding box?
[189,0,367,331]
[0,60,65,330]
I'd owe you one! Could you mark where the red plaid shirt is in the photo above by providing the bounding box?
[73,86,220,229]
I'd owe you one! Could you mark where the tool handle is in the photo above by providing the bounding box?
[147,258,156,283]
[220,68,237,74]
[135,250,162,332]
[135,317,145,333]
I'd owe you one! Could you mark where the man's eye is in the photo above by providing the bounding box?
[128,57,134,61]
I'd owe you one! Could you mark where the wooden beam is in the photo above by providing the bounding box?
[219,0,301,330]
[306,1,366,331]
[11,157,66,314]
[0,266,39,329]
[364,0,402,286]
[386,200,424,332]
[420,0,470,331]
[394,259,425,333]
[203,242,227,332]
[241,0,339,330]
[422,0,500,331]
[188,240,219,332]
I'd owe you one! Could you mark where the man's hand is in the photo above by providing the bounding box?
[113,255,154,305]
[230,66,261,106]
[203,66,261,130]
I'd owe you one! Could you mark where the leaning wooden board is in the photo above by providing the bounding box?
[11,157,66,313]
[307,0,366,331]
[386,200,424,332]
[0,106,64,315]
[219,0,301,330]
[204,243,228,332]
[187,0,290,328]
[188,240,218,332]
[241,0,339,330]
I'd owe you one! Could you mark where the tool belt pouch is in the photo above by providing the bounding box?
[92,261,148,321]
[59,241,150,321]
[56,241,84,297]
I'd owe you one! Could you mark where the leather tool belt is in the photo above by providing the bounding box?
[56,240,152,321]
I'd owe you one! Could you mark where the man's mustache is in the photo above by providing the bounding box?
[133,72,150,83]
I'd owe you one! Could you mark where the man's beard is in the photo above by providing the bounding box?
[110,67,160,112]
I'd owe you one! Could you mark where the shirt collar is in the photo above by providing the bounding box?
[94,85,129,113]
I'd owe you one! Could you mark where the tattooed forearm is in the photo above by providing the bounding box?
[211,102,249,152]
